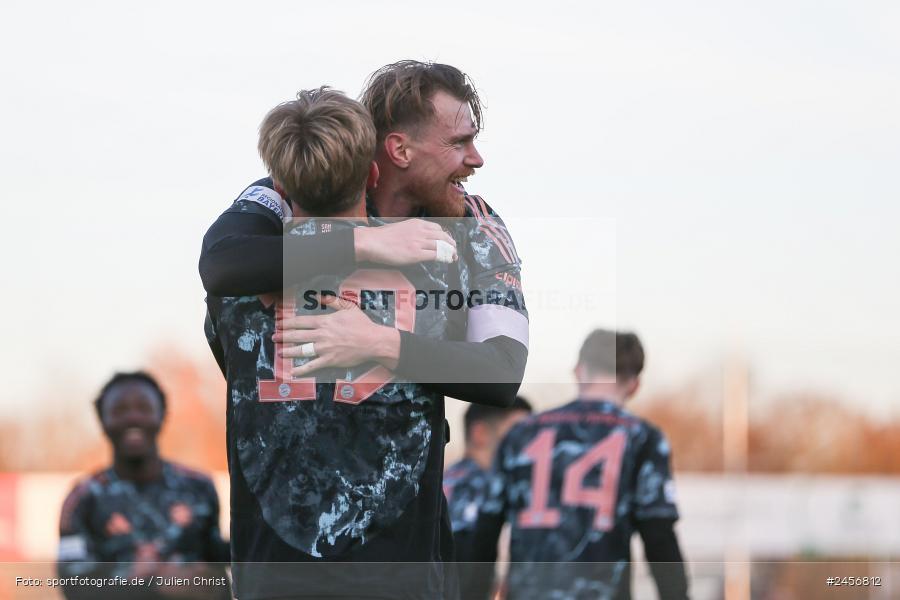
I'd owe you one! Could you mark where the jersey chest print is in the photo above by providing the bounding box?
[215,218,452,558]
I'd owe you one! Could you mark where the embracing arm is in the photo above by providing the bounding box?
[199,207,356,297]
[199,180,456,297]
[201,182,526,405]
[396,333,526,407]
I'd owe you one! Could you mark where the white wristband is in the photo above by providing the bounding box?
[435,239,455,263]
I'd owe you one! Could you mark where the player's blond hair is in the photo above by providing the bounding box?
[258,87,376,215]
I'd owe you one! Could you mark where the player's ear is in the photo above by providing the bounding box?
[623,376,640,400]
[366,161,380,190]
[471,421,487,447]
[383,132,411,169]
[573,364,585,384]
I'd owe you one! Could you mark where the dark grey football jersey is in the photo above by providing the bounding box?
[481,400,679,599]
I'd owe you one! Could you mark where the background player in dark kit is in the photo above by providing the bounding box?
[57,372,230,600]
[199,61,528,407]
[444,396,532,561]
[445,397,532,600]
[471,330,689,600]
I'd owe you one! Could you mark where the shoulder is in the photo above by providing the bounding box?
[227,177,289,222]
[445,459,471,478]
[59,470,108,529]
[65,469,111,498]
[616,408,671,457]
[167,462,216,490]
[459,195,521,264]
[616,404,662,436]
[498,413,540,454]
[463,194,501,219]
[60,477,92,511]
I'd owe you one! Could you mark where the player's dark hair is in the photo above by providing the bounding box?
[578,329,645,379]
[94,371,167,423]
[464,396,532,442]
[361,60,483,142]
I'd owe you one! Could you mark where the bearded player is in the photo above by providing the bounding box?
[470,330,689,600]
[199,61,528,408]
[200,63,528,596]
[205,86,526,599]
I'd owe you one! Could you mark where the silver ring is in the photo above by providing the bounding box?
[299,342,317,358]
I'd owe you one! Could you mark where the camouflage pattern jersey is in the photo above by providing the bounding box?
[444,457,491,535]
[56,462,229,599]
[477,399,679,600]
[204,191,527,599]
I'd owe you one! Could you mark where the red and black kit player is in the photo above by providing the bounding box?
[471,330,689,600]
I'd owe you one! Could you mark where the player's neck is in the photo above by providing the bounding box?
[113,453,163,483]
[369,168,418,218]
[464,448,492,471]
[578,382,627,406]
[291,192,368,219]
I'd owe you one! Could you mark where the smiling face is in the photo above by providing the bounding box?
[100,381,163,461]
[404,91,484,217]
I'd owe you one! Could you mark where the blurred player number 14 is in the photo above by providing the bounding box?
[258,270,417,404]
[519,429,627,531]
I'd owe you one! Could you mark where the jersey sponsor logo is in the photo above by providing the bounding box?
[237,186,286,220]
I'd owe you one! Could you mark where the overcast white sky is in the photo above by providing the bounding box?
[2,0,899,418]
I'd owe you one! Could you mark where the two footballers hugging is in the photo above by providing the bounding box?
[202,60,530,600]
[58,60,689,600]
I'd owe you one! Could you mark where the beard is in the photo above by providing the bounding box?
[407,172,466,218]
